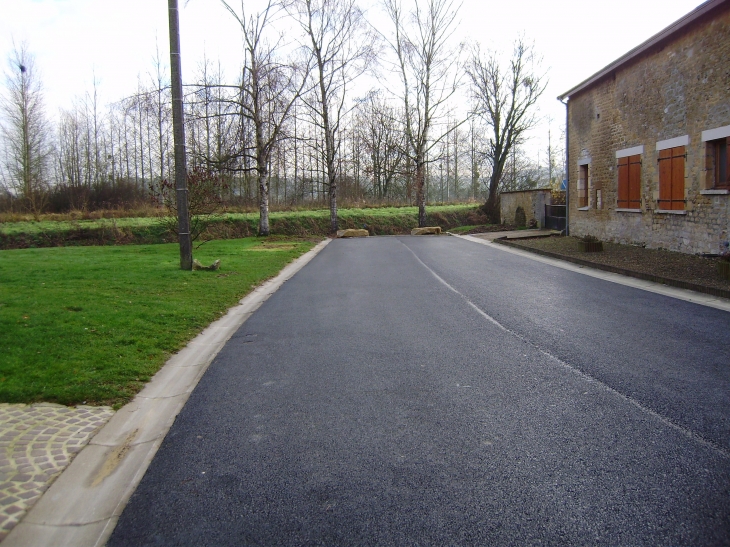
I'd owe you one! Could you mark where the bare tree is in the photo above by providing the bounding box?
[467,39,546,223]
[356,91,405,202]
[0,42,53,218]
[289,0,372,232]
[383,0,462,227]
[499,144,541,192]
[468,116,488,200]
[57,105,85,207]
[221,0,311,235]
[546,117,565,191]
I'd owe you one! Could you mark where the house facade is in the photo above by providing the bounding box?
[559,0,730,255]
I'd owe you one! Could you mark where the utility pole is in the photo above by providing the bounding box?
[168,0,192,270]
[440,162,444,203]
[548,126,553,187]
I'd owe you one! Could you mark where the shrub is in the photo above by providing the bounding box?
[150,168,229,243]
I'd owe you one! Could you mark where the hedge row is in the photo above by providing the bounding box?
[1,207,486,249]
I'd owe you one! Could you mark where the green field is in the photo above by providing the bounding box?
[0,237,318,407]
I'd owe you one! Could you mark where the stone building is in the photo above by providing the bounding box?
[558,0,730,255]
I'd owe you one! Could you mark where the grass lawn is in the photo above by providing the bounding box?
[0,237,318,407]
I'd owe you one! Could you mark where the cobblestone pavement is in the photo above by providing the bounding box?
[0,403,114,542]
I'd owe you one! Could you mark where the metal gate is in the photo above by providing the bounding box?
[544,204,566,231]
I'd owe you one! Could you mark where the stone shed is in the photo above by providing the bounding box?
[500,189,552,228]
[558,0,730,255]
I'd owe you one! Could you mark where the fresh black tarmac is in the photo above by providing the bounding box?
[109,236,730,546]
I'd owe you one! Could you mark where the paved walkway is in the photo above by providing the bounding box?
[463,228,559,241]
[0,403,114,542]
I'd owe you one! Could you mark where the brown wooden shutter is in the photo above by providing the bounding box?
[671,146,685,210]
[578,164,588,207]
[658,148,672,210]
[617,156,629,208]
[629,154,641,209]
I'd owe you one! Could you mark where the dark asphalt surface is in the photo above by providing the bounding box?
[109,236,730,546]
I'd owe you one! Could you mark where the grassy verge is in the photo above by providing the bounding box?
[0,237,318,407]
[0,204,484,249]
[447,225,482,234]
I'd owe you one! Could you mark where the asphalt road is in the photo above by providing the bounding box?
[109,236,730,546]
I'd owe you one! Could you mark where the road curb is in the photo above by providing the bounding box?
[2,238,332,547]
[455,234,730,313]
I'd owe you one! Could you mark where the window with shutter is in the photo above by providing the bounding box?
[617,154,641,209]
[628,155,641,208]
[658,146,685,210]
[707,138,729,189]
[578,164,588,208]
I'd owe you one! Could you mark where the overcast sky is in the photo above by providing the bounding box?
[0,0,705,160]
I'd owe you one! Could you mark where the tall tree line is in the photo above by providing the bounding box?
[0,0,551,223]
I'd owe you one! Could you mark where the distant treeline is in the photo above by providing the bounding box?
[1,1,565,223]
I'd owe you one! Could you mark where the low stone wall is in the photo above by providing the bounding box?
[500,189,552,228]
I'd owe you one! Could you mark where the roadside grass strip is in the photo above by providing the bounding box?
[0,237,317,407]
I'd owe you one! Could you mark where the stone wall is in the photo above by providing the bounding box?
[501,189,552,228]
[566,4,730,254]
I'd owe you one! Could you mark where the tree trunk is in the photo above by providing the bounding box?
[326,128,337,232]
[329,180,337,233]
[416,160,426,227]
[483,186,500,224]
[483,152,508,224]
[258,165,270,236]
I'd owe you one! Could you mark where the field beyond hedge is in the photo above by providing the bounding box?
[0,204,484,249]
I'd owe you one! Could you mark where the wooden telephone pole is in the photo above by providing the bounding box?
[168,0,192,270]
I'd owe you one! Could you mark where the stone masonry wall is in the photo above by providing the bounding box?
[567,5,730,254]
[501,189,552,228]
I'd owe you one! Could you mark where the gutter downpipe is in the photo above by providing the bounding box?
[559,96,569,236]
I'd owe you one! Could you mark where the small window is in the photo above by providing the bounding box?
[658,146,685,211]
[617,154,641,209]
[706,138,729,189]
[578,164,588,208]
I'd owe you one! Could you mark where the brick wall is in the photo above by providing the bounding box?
[567,5,730,254]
